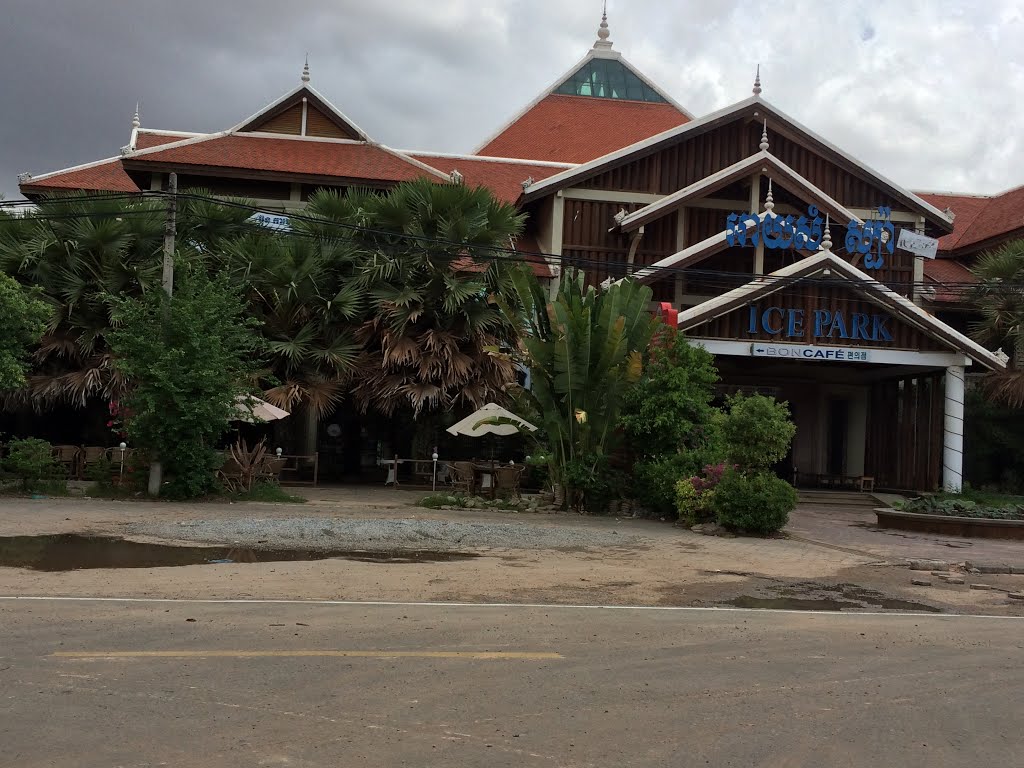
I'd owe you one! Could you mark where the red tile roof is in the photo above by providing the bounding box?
[477,94,691,164]
[923,258,975,303]
[20,158,140,194]
[135,131,200,150]
[407,154,569,204]
[448,232,551,278]
[919,187,1024,254]
[129,134,438,183]
[917,192,992,251]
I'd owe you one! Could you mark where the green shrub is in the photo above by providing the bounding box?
[674,464,727,525]
[633,453,701,518]
[720,394,796,471]
[674,478,706,526]
[563,454,623,514]
[3,438,64,493]
[712,469,797,534]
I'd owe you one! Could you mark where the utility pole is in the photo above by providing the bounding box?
[148,173,177,496]
[162,172,177,298]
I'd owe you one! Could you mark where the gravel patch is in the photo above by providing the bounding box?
[128,517,644,552]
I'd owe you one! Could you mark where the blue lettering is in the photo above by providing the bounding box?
[786,309,804,338]
[748,306,758,334]
[813,310,831,337]
[872,315,893,342]
[851,313,870,340]
[761,307,785,335]
[827,313,850,339]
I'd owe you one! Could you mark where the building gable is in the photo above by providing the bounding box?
[235,85,367,142]
[521,97,953,235]
[678,252,1004,370]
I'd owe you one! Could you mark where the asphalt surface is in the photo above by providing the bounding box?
[2,598,1022,767]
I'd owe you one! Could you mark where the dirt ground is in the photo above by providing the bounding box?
[1,488,1022,616]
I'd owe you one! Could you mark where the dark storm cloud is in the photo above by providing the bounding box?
[2,0,1024,201]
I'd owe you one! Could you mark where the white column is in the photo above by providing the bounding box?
[943,365,965,492]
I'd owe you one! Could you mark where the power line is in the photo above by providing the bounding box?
[0,189,1008,293]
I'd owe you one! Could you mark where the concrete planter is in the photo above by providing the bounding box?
[875,508,1024,540]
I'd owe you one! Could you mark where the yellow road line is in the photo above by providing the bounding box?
[52,650,562,660]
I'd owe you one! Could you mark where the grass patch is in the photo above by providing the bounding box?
[418,493,524,511]
[226,482,307,504]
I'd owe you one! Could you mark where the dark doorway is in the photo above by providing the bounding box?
[827,399,849,476]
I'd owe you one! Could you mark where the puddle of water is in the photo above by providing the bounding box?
[0,534,479,571]
[724,581,941,613]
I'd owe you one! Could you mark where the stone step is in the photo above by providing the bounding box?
[797,492,878,507]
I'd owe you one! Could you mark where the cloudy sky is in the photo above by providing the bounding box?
[2,0,1023,201]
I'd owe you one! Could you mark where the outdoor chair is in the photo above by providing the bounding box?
[78,446,107,480]
[494,465,525,499]
[258,457,287,483]
[450,461,476,495]
[51,445,81,478]
[216,457,245,493]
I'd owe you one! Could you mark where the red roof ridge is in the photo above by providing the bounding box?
[397,149,576,169]
[20,155,127,184]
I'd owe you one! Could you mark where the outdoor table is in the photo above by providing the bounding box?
[379,457,407,486]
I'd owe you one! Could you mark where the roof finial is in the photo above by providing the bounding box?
[132,102,140,129]
[752,64,762,96]
[764,178,775,214]
[759,119,769,152]
[301,54,310,84]
[594,1,613,49]
[821,214,833,251]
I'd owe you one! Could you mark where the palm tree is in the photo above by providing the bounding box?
[303,180,528,417]
[0,191,254,409]
[969,240,1024,405]
[214,216,364,418]
[0,194,164,408]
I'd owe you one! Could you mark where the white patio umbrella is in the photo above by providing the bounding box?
[234,394,290,424]
[446,402,537,437]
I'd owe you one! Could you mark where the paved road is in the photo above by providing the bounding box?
[1,598,1022,767]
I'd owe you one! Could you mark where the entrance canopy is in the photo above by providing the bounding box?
[676,250,1006,372]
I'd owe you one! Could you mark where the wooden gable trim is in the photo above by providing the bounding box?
[235,86,366,141]
[521,96,953,232]
[617,150,863,233]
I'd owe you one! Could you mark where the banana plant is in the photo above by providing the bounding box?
[502,268,657,492]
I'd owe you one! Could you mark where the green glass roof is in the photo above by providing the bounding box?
[553,57,668,103]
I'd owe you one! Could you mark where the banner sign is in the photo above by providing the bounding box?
[247,212,291,231]
[896,229,939,259]
[750,342,871,363]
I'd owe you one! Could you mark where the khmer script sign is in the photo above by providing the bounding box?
[726,205,824,251]
[896,229,939,259]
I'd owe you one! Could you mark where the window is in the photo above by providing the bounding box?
[553,58,668,103]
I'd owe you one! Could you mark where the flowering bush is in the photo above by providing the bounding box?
[675,463,733,525]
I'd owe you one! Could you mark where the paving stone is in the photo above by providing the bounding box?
[965,562,1011,574]
[1008,592,1024,601]
[911,578,932,586]
[940,576,965,585]
[930,570,950,576]
[908,559,948,571]
[969,584,994,591]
